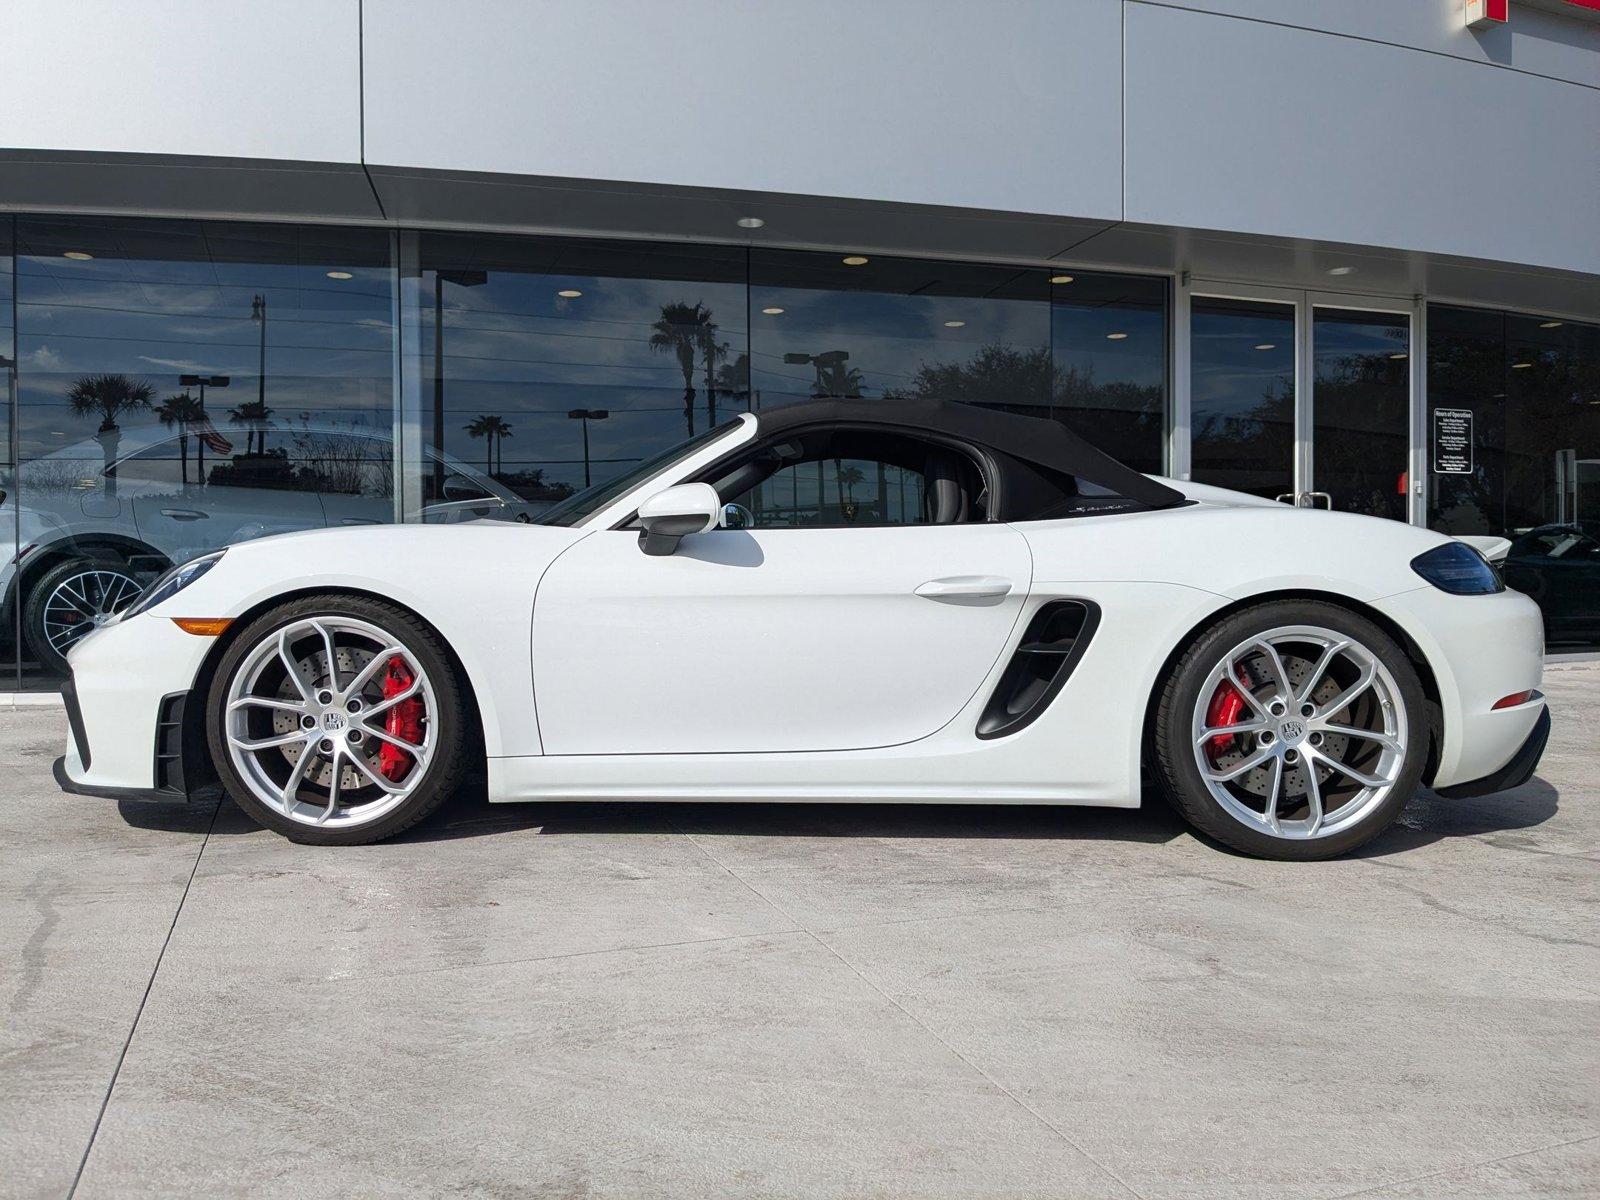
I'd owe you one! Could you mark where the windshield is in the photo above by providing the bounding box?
[535,419,744,527]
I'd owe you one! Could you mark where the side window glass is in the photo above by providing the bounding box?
[713,431,986,529]
[109,439,195,489]
[734,457,926,527]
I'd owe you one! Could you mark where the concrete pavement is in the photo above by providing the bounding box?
[3,665,1597,1199]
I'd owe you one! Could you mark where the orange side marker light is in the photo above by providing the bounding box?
[171,618,233,637]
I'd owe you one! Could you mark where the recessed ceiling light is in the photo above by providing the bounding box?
[557,289,582,298]
[325,270,353,280]
[1327,266,1355,276]
[761,306,785,315]
[1254,343,1276,351]
[63,251,93,260]
[1106,332,1128,340]
[1539,320,1563,329]
[1049,274,1074,285]
[736,217,765,229]
[943,320,966,328]
[841,255,869,266]
[1388,352,1408,360]
[1511,361,1533,369]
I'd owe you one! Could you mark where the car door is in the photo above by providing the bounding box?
[532,520,1032,755]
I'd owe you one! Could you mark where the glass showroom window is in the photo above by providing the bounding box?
[1050,271,1168,475]
[1428,304,1600,647]
[404,231,747,516]
[8,216,394,687]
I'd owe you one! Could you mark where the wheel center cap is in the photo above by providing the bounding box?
[320,710,347,733]
[1277,718,1307,746]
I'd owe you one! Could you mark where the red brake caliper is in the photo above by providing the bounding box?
[378,657,423,782]
[1204,679,1248,757]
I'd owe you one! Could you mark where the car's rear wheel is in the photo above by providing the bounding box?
[25,557,146,676]
[206,595,470,845]
[1153,600,1427,860]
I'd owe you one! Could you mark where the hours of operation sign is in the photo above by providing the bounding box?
[1432,408,1474,475]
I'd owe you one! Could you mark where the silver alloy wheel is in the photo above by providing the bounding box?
[223,616,438,829]
[1189,625,1407,841]
[43,567,144,655]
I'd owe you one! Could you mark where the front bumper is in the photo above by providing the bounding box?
[56,683,216,804]
[55,612,219,797]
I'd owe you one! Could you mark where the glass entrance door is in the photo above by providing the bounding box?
[1190,295,1297,502]
[1187,288,1415,522]
[1308,303,1412,521]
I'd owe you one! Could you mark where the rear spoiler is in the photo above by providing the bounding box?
[1453,534,1511,564]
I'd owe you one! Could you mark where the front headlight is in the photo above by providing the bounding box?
[1410,542,1504,595]
[123,551,226,618]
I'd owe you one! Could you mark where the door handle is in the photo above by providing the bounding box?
[340,517,381,526]
[160,508,208,521]
[915,575,1013,604]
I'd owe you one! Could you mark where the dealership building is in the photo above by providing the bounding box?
[1,0,1597,692]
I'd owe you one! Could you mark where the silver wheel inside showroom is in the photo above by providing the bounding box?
[222,616,439,829]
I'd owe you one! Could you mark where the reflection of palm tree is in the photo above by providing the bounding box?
[154,392,205,485]
[67,374,154,496]
[228,399,275,455]
[650,302,722,437]
[836,463,864,519]
[715,353,752,411]
[814,361,865,399]
[464,414,512,476]
[705,336,728,427]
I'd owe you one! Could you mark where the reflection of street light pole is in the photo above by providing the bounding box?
[433,269,488,499]
[567,408,609,487]
[250,294,268,414]
[180,374,230,481]
[179,373,230,413]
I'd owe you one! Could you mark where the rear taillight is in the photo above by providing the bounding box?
[1492,690,1539,711]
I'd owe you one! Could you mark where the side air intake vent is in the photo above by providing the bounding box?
[976,600,1101,740]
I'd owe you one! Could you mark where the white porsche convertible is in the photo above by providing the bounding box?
[55,399,1550,859]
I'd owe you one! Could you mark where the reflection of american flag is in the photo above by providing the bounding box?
[191,415,233,456]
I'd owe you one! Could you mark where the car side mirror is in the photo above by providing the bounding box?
[638,483,721,556]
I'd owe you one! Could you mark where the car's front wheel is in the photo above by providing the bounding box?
[206,595,471,845]
[1153,600,1428,860]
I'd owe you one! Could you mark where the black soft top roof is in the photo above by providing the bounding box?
[752,398,1186,510]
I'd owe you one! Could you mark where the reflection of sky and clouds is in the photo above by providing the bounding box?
[7,218,1175,504]
[1191,298,1414,512]
[1191,298,1296,498]
[424,267,747,480]
[423,241,1172,486]
[16,218,393,468]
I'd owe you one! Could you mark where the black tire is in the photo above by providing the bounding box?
[1152,599,1428,861]
[206,594,472,845]
[23,557,146,676]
